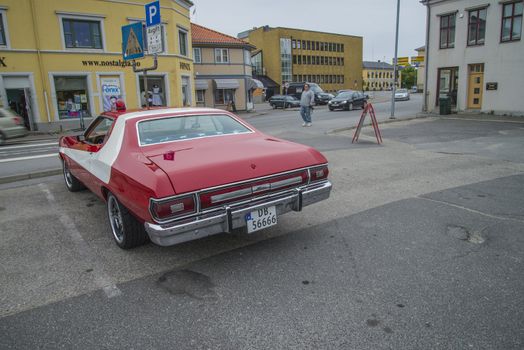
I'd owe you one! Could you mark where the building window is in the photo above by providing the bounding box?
[297,55,302,64]
[54,76,91,119]
[307,55,311,64]
[62,18,102,49]
[215,48,229,63]
[468,8,487,45]
[297,40,301,49]
[280,38,292,84]
[139,75,166,107]
[501,1,523,42]
[251,51,262,75]
[292,40,296,49]
[196,90,205,103]
[306,40,311,50]
[193,47,201,63]
[439,13,456,48]
[316,41,319,50]
[0,12,7,47]
[178,28,188,56]
[341,44,344,52]
[215,89,235,105]
[293,55,297,64]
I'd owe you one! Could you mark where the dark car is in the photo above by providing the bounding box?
[328,90,368,111]
[268,95,301,109]
[315,92,333,105]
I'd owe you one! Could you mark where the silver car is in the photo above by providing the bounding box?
[394,89,410,101]
[0,108,28,145]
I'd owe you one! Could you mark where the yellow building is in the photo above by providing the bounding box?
[238,26,362,94]
[362,61,400,91]
[0,0,194,131]
[414,46,425,92]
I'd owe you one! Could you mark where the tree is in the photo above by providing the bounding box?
[401,66,417,88]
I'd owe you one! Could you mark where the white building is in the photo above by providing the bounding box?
[422,0,524,116]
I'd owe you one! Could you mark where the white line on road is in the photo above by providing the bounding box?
[38,183,122,299]
[1,142,57,150]
[0,153,57,163]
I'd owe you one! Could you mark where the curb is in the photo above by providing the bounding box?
[0,169,62,185]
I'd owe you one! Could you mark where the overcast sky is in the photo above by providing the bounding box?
[190,0,427,63]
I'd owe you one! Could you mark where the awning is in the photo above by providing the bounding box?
[247,78,264,90]
[214,79,240,89]
[195,79,209,90]
[253,75,279,88]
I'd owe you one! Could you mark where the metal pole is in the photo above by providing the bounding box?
[144,69,148,109]
[390,0,400,119]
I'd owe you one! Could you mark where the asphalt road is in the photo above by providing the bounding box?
[1,108,524,349]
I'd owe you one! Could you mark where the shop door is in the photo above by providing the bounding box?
[468,64,484,109]
[4,75,36,130]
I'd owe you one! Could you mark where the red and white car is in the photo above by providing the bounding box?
[59,107,332,249]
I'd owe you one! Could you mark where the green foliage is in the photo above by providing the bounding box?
[401,66,417,88]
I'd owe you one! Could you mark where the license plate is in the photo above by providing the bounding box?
[245,206,277,233]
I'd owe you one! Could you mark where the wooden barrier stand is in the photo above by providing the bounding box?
[352,103,383,144]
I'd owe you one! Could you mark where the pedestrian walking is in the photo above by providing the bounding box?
[299,83,315,127]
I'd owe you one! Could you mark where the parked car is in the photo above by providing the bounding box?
[395,89,410,101]
[268,95,301,109]
[59,107,332,249]
[328,90,368,111]
[315,92,334,105]
[0,108,28,145]
[286,82,324,100]
[411,86,418,93]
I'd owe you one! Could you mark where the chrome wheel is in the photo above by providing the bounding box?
[63,162,73,188]
[107,194,124,244]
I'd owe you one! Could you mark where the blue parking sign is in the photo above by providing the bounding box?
[122,22,144,60]
[145,1,161,27]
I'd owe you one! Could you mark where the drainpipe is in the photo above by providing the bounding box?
[423,1,431,112]
[30,0,51,127]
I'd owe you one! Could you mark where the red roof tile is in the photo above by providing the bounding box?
[191,23,253,47]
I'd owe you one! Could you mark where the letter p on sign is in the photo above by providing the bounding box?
[145,1,160,27]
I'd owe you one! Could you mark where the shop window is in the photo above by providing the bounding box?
[0,12,8,47]
[215,48,229,63]
[62,18,103,49]
[501,1,523,42]
[215,89,235,105]
[468,8,487,45]
[439,13,456,48]
[196,90,205,103]
[139,75,166,107]
[178,28,188,56]
[181,76,191,106]
[54,76,91,119]
[193,48,201,63]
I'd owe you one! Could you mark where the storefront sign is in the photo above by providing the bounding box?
[486,82,498,90]
[180,62,191,71]
[101,77,123,111]
[0,57,6,67]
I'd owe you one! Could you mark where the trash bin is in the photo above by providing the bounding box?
[439,97,451,115]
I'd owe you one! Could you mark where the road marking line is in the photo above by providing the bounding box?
[418,196,524,223]
[38,183,122,299]
[1,142,57,150]
[0,153,57,163]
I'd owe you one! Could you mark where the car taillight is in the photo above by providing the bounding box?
[150,194,196,222]
[310,165,329,182]
[12,117,23,125]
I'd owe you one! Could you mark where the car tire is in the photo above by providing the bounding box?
[62,159,85,192]
[329,107,334,111]
[348,102,353,111]
[106,192,148,249]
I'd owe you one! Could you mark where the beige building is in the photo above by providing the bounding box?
[362,61,400,91]
[239,26,363,94]
[414,46,426,92]
[191,23,257,111]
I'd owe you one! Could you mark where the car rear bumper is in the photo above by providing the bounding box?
[144,180,332,246]
[2,126,28,139]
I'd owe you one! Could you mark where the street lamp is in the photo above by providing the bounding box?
[390,0,400,119]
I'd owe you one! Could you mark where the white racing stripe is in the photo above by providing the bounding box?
[0,153,58,163]
[38,183,122,299]
[1,142,57,150]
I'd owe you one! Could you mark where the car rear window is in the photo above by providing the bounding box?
[137,114,252,146]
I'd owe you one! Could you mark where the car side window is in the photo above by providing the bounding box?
[84,117,114,145]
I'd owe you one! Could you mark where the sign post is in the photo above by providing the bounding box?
[122,1,162,109]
